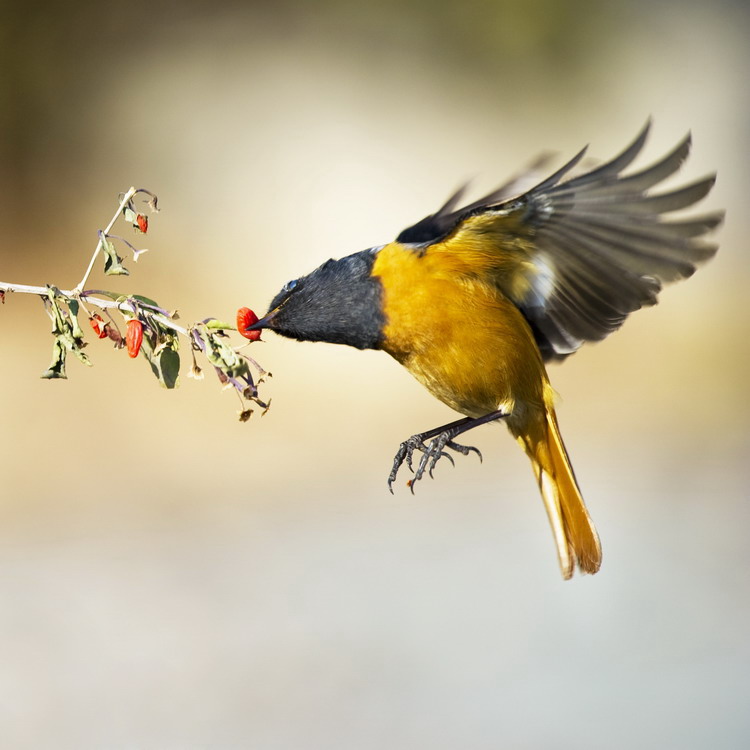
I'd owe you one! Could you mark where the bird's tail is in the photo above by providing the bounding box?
[513,404,602,580]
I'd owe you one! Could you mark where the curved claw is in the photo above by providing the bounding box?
[388,442,409,493]
[390,437,434,492]
[428,449,454,478]
[446,440,483,463]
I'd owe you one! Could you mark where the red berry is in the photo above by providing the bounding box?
[237,307,261,341]
[89,314,108,339]
[126,319,143,358]
[136,213,148,233]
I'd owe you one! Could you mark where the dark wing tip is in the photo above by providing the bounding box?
[643,174,718,214]
[555,119,652,191]
[524,145,589,195]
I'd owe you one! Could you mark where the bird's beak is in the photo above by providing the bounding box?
[246,307,279,331]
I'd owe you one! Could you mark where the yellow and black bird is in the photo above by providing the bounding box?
[249,122,722,579]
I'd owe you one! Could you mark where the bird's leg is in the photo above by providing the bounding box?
[387,409,508,493]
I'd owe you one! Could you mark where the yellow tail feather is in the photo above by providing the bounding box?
[515,406,602,579]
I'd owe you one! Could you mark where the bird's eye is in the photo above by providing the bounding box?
[283,279,298,293]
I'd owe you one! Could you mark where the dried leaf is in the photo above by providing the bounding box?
[144,193,159,213]
[41,288,91,376]
[106,325,124,347]
[188,352,204,380]
[40,338,67,379]
[139,323,180,389]
[102,237,129,276]
[201,327,250,380]
[67,299,84,340]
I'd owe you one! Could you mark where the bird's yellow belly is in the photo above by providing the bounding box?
[372,244,547,419]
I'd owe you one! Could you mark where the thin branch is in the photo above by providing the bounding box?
[0,282,189,338]
[72,186,136,293]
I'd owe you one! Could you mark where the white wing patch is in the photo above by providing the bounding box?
[527,252,556,308]
[527,252,583,355]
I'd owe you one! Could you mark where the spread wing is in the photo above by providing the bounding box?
[399,121,723,361]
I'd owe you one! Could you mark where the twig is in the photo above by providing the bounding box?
[0,282,189,338]
[72,186,136,294]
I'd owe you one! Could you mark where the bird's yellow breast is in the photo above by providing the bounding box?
[371,241,549,419]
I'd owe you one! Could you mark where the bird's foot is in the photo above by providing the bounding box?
[387,429,482,494]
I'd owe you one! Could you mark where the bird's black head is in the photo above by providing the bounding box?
[251,248,385,350]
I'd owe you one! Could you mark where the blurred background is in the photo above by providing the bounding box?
[1,1,748,747]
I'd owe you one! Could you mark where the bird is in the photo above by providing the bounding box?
[248,122,722,579]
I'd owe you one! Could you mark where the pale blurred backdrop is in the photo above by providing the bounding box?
[1,1,749,748]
